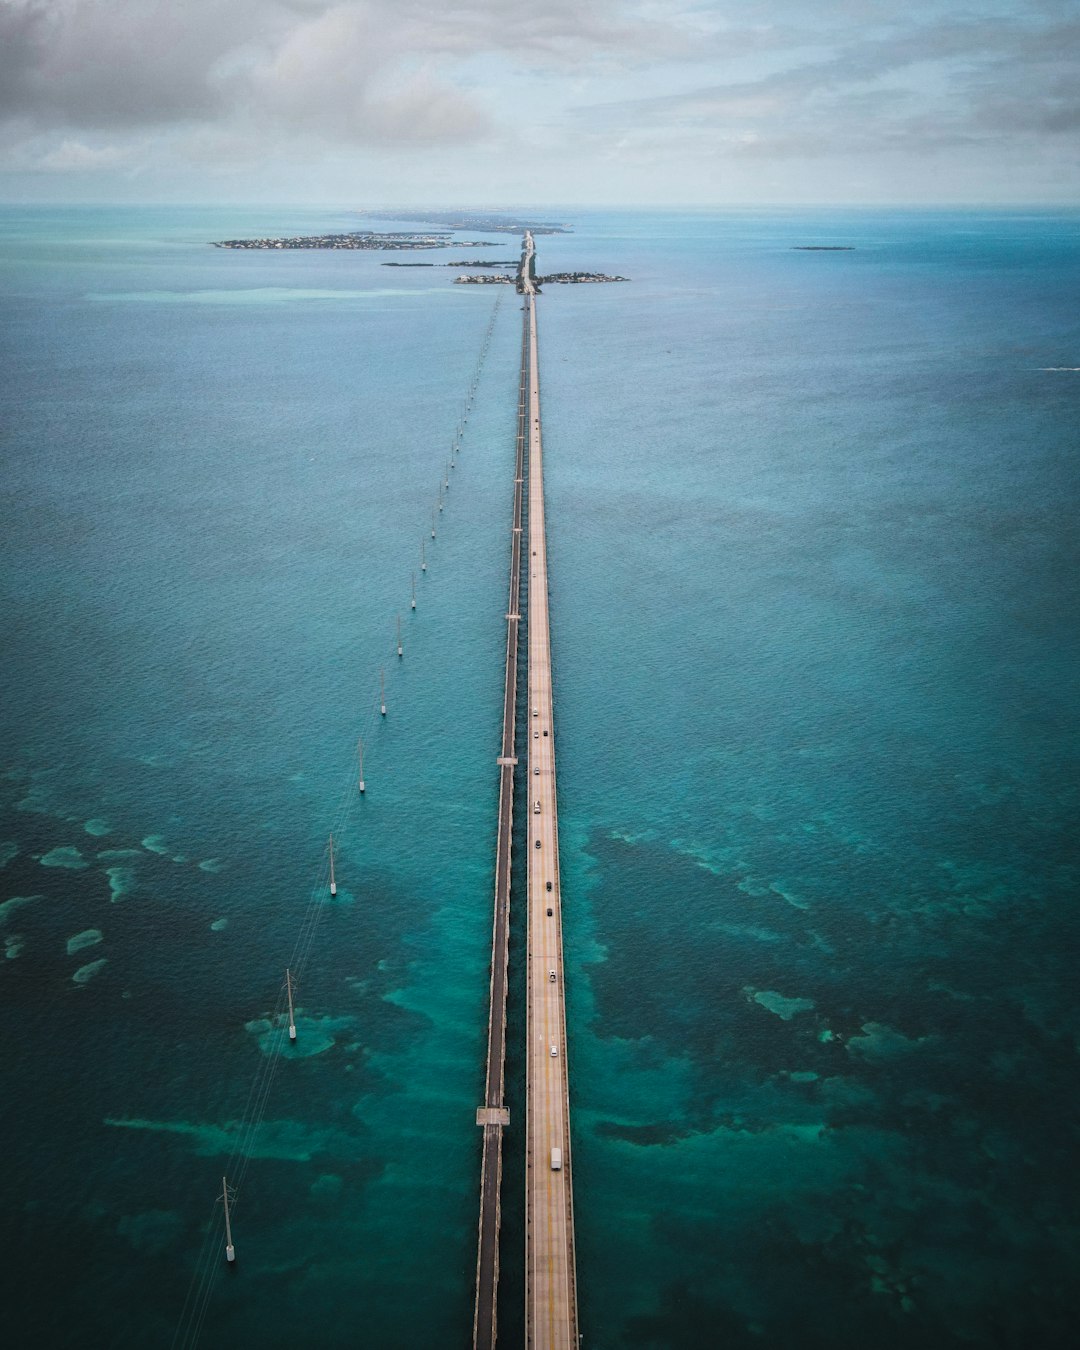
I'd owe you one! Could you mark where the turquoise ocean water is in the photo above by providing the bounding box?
[1,206,1078,1348]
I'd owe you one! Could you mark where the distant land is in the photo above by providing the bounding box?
[382,260,517,269]
[455,271,629,286]
[537,272,629,284]
[212,232,502,250]
[793,245,855,250]
[361,210,572,235]
[209,221,628,288]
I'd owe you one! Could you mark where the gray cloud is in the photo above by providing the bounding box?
[0,0,260,126]
[959,23,1080,135]
[242,4,491,145]
[0,2,47,116]
[0,1,1076,199]
[0,0,662,147]
[572,10,1080,158]
[35,135,131,169]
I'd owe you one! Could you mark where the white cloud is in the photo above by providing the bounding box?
[36,136,128,170]
[244,4,491,144]
[0,1,1076,201]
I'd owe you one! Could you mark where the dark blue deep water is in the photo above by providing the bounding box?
[1,206,1078,1348]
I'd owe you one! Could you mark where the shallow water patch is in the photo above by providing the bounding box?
[106,866,137,900]
[846,1021,931,1060]
[0,895,40,925]
[245,1012,358,1059]
[41,846,89,870]
[104,1115,371,1163]
[750,988,816,1021]
[72,958,107,984]
[66,928,103,956]
[88,286,454,306]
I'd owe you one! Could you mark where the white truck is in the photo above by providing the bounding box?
[550,1147,563,1171]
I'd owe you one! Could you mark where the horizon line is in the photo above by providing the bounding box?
[2,198,1080,213]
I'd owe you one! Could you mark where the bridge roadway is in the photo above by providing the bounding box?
[522,237,580,1349]
[472,289,529,1350]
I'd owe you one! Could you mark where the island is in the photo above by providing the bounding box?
[383,260,517,269]
[534,272,629,284]
[792,246,855,251]
[454,270,628,287]
[212,232,503,250]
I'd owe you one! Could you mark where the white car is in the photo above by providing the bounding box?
[550,1044,558,1056]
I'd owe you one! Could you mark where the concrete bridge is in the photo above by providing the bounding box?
[472,232,578,1350]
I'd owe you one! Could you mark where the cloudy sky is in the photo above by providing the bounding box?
[1,0,1077,204]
